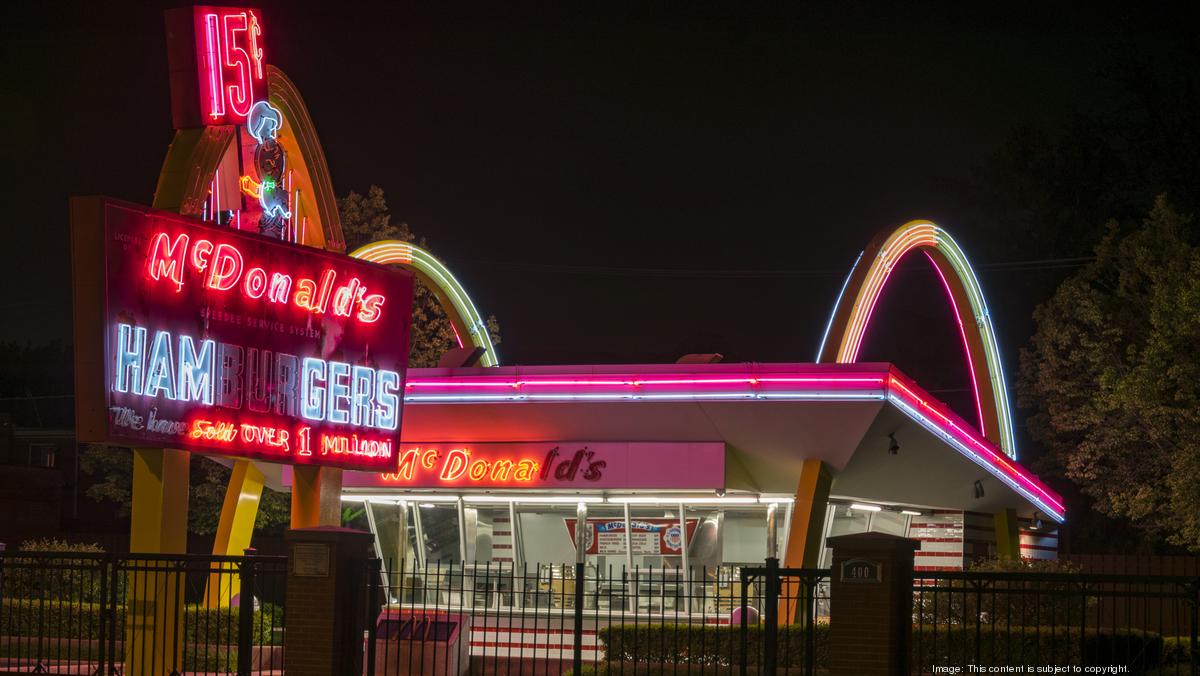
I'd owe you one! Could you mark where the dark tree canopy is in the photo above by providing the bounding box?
[1020,197,1200,549]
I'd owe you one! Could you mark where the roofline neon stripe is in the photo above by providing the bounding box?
[397,364,1062,521]
[351,240,500,367]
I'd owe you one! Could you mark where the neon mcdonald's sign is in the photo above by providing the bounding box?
[145,231,387,323]
[331,442,729,491]
[71,197,414,471]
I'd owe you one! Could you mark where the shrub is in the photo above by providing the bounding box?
[597,623,829,669]
[0,599,280,646]
[915,558,1091,628]
[0,598,116,639]
[912,625,1164,672]
[4,540,109,602]
[1162,636,1193,665]
[595,623,1164,673]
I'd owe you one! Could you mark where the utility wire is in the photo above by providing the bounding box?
[463,255,1097,279]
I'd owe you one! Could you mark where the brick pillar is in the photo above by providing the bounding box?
[827,532,919,676]
[285,526,374,676]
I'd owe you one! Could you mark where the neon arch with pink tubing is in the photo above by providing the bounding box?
[816,220,1018,459]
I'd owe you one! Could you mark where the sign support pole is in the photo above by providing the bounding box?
[126,447,190,675]
[205,459,265,606]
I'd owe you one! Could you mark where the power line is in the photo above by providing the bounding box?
[463,255,1096,279]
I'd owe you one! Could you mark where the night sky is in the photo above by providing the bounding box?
[0,3,1162,426]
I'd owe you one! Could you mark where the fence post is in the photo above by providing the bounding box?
[107,554,120,676]
[826,532,919,676]
[764,557,780,676]
[237,554,257,676]
[739,568,750,676]
[573,501,588,676]
[96,554,108,673]
[1190,580,1198,676]
[365,558,381,676]
[284,527,375,676]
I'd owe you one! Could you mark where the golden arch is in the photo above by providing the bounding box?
[816,220,1017,458]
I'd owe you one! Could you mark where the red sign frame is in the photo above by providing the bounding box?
[71,197,414,471]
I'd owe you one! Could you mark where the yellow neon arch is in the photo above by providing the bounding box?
[817,220,1017,458]
[351,241,499,367]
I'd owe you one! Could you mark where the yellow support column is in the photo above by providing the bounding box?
[290,466,344,528]
[781,459,832,623]
[126,447,190,676]
[204,460,265,607]
[783,459,833,568]
[994,508,1021,560]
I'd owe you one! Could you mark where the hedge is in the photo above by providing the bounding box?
[1163,636,1194,665]
[0,639,237,671]
[597,623,829,669]
[595,623,1177,673]
[912,626,1165,671]
[0,599,281,645]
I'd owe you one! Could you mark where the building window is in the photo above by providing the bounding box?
[27,443,56,468]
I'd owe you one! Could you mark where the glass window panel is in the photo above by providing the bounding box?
[869,510,908,536]
[418,502,461,564]
[722,506,769,565]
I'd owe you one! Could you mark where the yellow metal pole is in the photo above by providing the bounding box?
[290,465,344,528]
[783,459,833,568]
[994,508,1021,560]
[781,459,832,623]
[204,460,265,607]
[126,447,190,675]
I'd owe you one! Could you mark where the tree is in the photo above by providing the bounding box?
[79,447,292,536]
[339,185,501,367]
[1019,197,1200,549]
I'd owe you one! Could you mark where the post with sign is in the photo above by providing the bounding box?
[825,532,920,676]
[70,196,413,673]
[284,527,375,676]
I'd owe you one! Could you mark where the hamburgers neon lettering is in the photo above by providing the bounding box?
[113,323,401,431]
[146,231,386,323]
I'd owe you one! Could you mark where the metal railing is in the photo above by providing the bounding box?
[739,561,829,676]
[912,570,1200,674]
[0,550,286,675]
[364,559,829,675]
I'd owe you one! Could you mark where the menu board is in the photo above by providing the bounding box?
[565,518,700,555]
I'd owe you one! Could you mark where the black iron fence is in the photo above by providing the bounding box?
[912,570,1200,675]
[0,550,286,675]
[363,559,829,676]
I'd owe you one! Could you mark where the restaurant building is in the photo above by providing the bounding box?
[71,7,1063,662]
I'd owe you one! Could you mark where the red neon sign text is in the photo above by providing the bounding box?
[146,232,386,323]
[381,446,605,486]
[187,418,389,461]
[200,9,265,124]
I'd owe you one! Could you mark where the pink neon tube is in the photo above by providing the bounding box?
[925,251,987,436]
